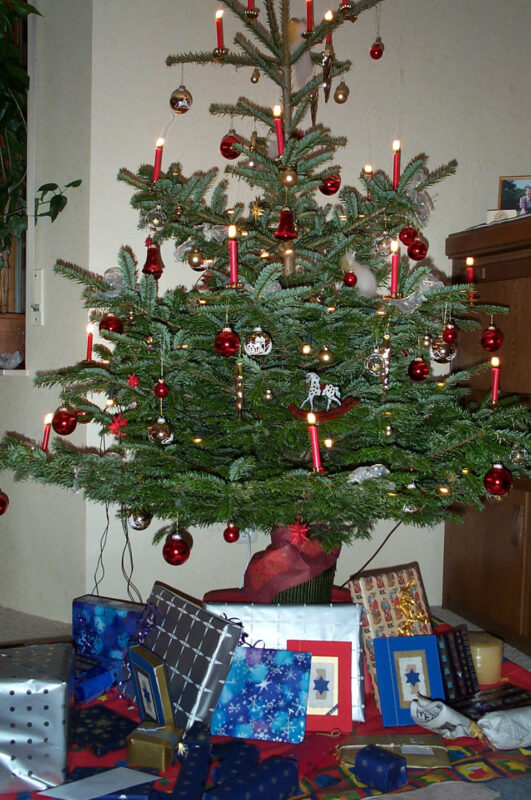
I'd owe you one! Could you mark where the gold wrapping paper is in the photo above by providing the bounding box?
[126,722,182,771]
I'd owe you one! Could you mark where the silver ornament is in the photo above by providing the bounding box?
[244,326,272,356]
[430,336,457,363]
[147,416,174,446]
[364,336,391,391]
[348,464,390,484]
[128,509,153,530]
[170,85,193,114]
[374,232,393,256]
[509,445,528,467]
[145,205,167,229]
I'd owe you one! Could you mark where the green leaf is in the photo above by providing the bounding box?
[38,182,59,196]
[65,178,82,188]
[49,194,68,221]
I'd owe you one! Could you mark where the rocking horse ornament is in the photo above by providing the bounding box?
[288,372,358,422]
[301,372,341,411]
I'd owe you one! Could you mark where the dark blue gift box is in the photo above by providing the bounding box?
[354,744,407,793]
[74,653,123,703]
[170,744,212,800]
[211,742,260,786]
[207,756,299,800]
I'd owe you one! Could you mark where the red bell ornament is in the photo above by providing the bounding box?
[408,356,429,382]
[399,226,418,246]
[154,379,170,398]
[214,326,240,357]
[319,174,341,196]
[51,407,78,435]
[99,315,124,334]
[483,462,512,496]
[142,242,165,280]
[342,271,358,287]
[480,324,504,352]
[162,531,191,565]
[220,130,241,160]
[442,323,458,344]
[223,522,240,543]
[370,36,384,59]
[274,206,297,241]
[0,489,9,515]
[407,239,429,261]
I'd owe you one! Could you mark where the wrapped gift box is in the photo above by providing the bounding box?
[354,744,407,793]
[210,646,312,743]
[206,756,299,800]
[74,653,123,704]
[126,721,182,772]
[73,705,138,756]
[204,601,364,721]
[138,582,242,730]
[72,594,145,659]
[0,642,74,794]
[348,561,432,706]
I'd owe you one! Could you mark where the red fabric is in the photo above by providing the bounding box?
[240,525,341,602]
[202,585,352,603]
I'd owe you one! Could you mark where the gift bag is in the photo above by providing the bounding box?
[210,646,312,743]
[72,594,145,659]
[139,583,241,730]
[204,601,364,721]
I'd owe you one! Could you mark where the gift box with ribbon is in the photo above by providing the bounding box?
[348,561,432,707]
[72,594,145,660]
[204,601,364,721]
[354,744,407,793]
[206,755,300,800]
[74,652,123,704]
[126,721,182,772]
[138,582,242,730]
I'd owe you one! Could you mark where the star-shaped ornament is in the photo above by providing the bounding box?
[250,200,264,220]
[287,516,309,547]
[108,412,128,436]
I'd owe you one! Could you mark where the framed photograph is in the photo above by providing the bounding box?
[287,639,352,733]
[498,175,531,213]
[128,643,175,725]
[373,635,445,727]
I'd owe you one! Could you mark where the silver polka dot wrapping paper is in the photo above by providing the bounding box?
[0,642,74,794]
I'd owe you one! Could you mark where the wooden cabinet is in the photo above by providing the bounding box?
[443,216,531,655]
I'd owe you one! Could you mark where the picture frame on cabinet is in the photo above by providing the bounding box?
[498,175,531,214]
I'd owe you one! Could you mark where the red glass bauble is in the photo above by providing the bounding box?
[51,407,78,435]
[342,271,358,287]
[319,174,341,196]
[214,326,240,357]
[0,490,9,515]
[370,37,384,59]
[483,463,512,496]
[154,379,170,398]
[442,323,458,344]
[399,226,418,246]
[480,324,504,352]
[220,131,241,160]
[274,206,297,241]
[162,532,191,565]
[407,239,429,261]
[142,243,165,280]
[223,522,240,543]
[99,315,124,334]
[75,410,92,424]
[408,357,430,381]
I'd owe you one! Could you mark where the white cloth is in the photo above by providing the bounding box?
[478,706,531,749]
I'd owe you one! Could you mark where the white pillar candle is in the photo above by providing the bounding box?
[468,631,503,686]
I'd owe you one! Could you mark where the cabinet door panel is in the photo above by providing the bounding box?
[443,488,528,636]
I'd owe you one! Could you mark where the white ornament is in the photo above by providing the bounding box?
[244,327,273,356]
[301,372,341,412]
[348,464,391,484]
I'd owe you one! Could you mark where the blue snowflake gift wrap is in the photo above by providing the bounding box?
[72,594,145,659]
[209,646,312,743]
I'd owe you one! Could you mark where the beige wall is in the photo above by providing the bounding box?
[1,0,530,620]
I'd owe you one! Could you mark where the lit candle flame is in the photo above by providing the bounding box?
[228,224,237,239]
[392,139,401,151]
[215,9,224,19]
[465,256,474,266]
[491,356,500,368]
[324,9,334,21]
[156,137,164,148]
[390,240,399,253]
[44,413,53,425]
[307,412,316,425]
[273,104,282,118]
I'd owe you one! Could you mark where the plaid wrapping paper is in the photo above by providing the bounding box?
[140,582,241,731]
[348,561,432,708]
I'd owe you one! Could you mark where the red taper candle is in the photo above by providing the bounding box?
[247,0,255,9]
[272,105,284,156]
[215,9,225,49]
[152,137,164,181]
[306,0,313,32]
[307,413,324,472]
[390,240,399,295]
[392,139,401,189]
[491,357,500,404]
[228,224,238,285]
[86,322,94,360]
[42,412,53,452]
[324,10,333,45]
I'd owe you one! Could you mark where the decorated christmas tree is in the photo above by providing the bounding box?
[0,0,529,600]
